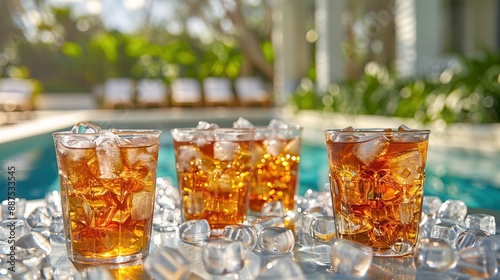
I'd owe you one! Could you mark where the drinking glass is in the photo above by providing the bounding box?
[170,128,254,233]
[249,125,303,214]
[53,127,161,264]
[324,127,430,257]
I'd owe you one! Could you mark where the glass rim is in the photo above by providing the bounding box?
[52,129,162,138]
[254,124,303,131]
[324,128,430,134]
[170,127,255,133]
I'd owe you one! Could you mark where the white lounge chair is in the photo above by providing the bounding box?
[171,78,203,107]
[235,77,272,107]
[0,78,35,111]
[203,77,235,106]
[136,79,168,108]
[102,78,135,109]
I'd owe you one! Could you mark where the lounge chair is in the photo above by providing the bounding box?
[0,78,35,112]
[136,79,168,108]
[203,77,236,107]
[170,78,203,107]
[102,78,135,109]
[235,77,272,107]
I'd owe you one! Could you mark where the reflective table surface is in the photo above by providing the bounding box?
[21,201,500,280]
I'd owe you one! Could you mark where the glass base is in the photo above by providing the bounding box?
[69,251,148,265]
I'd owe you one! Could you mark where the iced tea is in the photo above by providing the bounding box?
[53,125,161,264]
[249,126,302,213]
[324,127,430,256]
[171,128,254,232]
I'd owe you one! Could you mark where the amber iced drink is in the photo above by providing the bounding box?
[171,127,254,232]
[324,127,430,257]
[53,122,161,264]
[249,125,302,214]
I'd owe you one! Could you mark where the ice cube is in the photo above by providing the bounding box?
[95,132,123,179]
[282,138,302,156]
[430,221,467,249]
[44,191,62,217]
[0,220,29,241]
[177,145,202,171]
[413,238,458,272]
[179,219,211,244]
[196,121,219,130]
[233,117,255,129]
[352,136,389,165]
[455,228,488,250]
[81,266,114,280]
[455,246,498,279]
[144,246,191,280]
[329,239,373,277]
[2,198,26,220]
[131,191,154,221]
[437,199,467,221]
[268,119,290,129]
[257,226,295,254]
[49,216,66,243]
[257,257,306,280]
[264,138,285,158]
[202,239,244,275]
[252,215,285,235]
[155,177,180,210]
[309,215,336,242]
[261,201,286,217]
[214,141,240,161]
[465,213,496,235]
[222,224,258,251]
[70,121,102,133]
[153,208,181,232]
[387,149,423,185]
[300,206,329,234]
[423,196,443,218]
[16,231,53,255]
[26,206,52,230]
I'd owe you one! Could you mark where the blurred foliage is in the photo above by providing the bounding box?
[288,49,500,124]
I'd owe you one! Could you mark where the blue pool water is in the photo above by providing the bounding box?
[1,130,500,210]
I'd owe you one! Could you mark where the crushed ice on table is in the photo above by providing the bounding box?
[144,246,191,280]
[0,220,29,241]
[153,208,181,232]
[257,257,306,280]
[2,198,26,220]
[44,191,62,217]
[2,184,499,280]
[423,196,443,218]
[49,215,66,243]
[201,239,244,275]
